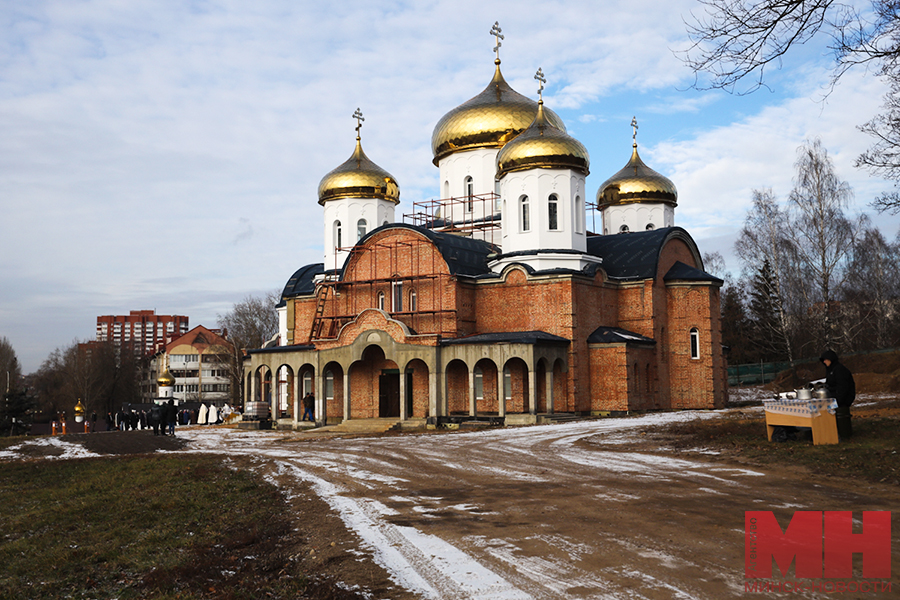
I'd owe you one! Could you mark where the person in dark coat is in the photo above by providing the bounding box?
[301,393,314,422]
[149,403,162,436]
[166,399,177,436]
[820,350,855,438]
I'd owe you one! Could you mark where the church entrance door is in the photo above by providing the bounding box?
[379,370,400,417]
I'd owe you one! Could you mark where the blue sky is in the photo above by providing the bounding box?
[1,0,895,373]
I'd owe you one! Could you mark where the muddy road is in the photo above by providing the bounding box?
[175,412,898,599]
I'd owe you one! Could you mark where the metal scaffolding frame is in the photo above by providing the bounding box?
[404,192,501,246]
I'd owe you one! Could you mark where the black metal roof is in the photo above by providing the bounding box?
[282,263,326,298]
[442,331,570,346]
[346,223,498,278]
[587,326,656,345]
[585,227,701,280]
[663,260,723,284]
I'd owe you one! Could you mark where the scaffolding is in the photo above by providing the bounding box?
[310,235,459,341]
[404,192,501,246]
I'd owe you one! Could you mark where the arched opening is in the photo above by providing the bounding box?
[334,220,342,249]
[619,224,629,233]
[357,218,367,241]
[322,362,344,423]
[690,328,700,360]
[552,359,567,411]
[474,358,499,415]
[350,345,400,418]
[536,359,548,412]
[275,364,294,419]
[377,291,386,311]
[409,288,417,312]
[646,223,655,230]
[503,358,530,414]
[575,195,584,233]
[445,359,469,415]
[464,176,474,212]
[404,358,430,418]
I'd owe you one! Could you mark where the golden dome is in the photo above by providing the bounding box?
[157,369,175,387]
[596,144,677,207]
[74,399,85,417]
[431,61,566,165]
[496,101,589,178]
[317,137,400,206]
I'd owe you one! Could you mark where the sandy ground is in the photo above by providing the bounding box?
[3,406,898,599]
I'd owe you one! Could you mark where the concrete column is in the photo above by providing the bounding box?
[316,372,326,426]
[498,368,506,417]
[248,368,257,410]
[468,368,476,417]
[429,369,441,417]
[528,367,536,414]
[343,370,351,422]
[546,368,554,415]
[399,368,407,421]
[292,369,300,426]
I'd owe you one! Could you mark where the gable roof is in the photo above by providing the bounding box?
[282,263,326,298]
[663,260,723,284]
[346,223,498,278]
[585,227,701,280]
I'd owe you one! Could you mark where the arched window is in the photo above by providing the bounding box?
[575,195,584,233]
[464,176,474,212]
[619,224,629,233]
[548,194,559,231]
[302,372,312,397]
[334,220,342,248]
[520,195,530,232]
[324,370,334,401]
[357,219,367,241]
[377,291,386,311]
[443,180,450,200]
[409,289,417,312]
[646,223,655,230]
[690,328,700,359]
[391,281,403,312]
[382,220,388,226]
[474,366,484,400]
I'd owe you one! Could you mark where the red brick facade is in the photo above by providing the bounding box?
[245,225,727,424]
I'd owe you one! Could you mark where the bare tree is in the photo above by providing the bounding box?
[788,138,858,350]
[841,219,900,349]
[217,291,280,404]
[0,337,22,393]
[735,188,797,360]
[682,1,900,205]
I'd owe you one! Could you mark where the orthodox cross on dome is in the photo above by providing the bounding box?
[490,21,504,63]
[353,108,365,139]
[631,116,639,147]
[535,67,546,103]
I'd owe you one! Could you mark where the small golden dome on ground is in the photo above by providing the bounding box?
[496,101,589,177]
[596,144,677,208]
[74,399,85,416]
[318,137,400,205]
[431,63,566,165]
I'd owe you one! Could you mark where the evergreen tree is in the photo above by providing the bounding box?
[748,259,791,362]
[0,389,36,436]
[720,284,755,364]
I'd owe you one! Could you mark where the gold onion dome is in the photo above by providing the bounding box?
[431,61,566,165]
[317,137,400,206]
[157,369,175,387]
[74,399,85,417]
[597,144,678,208]
[496,100,589,178]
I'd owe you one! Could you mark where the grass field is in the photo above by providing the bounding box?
[0,454,362,600]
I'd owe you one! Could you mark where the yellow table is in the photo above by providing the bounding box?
[763,398,839,445]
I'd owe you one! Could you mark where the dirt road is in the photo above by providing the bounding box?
[176,412,898,599]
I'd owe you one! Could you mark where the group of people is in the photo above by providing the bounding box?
[104,402,232,435]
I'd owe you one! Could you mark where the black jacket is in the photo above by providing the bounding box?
[820,350,855,407]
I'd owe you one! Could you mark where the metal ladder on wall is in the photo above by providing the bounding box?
[309,284,331,341]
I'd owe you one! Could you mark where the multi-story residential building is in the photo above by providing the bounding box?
[146,325,234,405]
[96,310,189,356]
